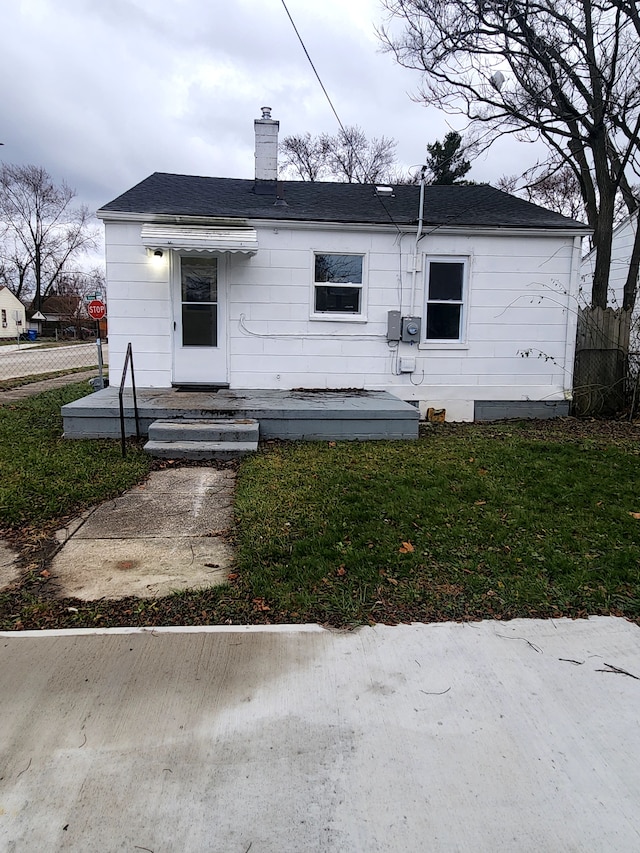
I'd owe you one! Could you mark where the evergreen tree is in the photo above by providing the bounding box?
[425,132,471,185]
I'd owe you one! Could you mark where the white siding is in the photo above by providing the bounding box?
[103,219,580,417]
[580,212,638,309]
[104,221,172,385]
[0,288,26,339]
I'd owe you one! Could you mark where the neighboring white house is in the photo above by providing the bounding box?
[0,287,26,339]
[96,109,589,422]
[580,210,639,317]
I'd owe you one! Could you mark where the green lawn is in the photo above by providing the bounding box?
[1,386,639,629]
[233,430,640,625]
[0,384,150,530]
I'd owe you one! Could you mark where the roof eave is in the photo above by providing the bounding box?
[96,209,590,237]
[96,210,253,227]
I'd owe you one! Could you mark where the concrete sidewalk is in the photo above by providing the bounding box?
[1,617,639,851]
[0,369,98,402]
[51,468,235,599]
[1,467,235,599]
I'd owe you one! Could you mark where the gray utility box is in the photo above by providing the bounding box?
[387,310,401,342]
[401,316,421,343]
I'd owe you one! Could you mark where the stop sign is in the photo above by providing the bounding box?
[87,299,106,321]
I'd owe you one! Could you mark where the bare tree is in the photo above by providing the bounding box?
[378,0,640,309]
[326,126,398,183]
[279,132,330,181]
[497,162,587,222]
[280,126,398,183]
[0,251,30,300]
[54,267,106,335]
[0,164,98,311]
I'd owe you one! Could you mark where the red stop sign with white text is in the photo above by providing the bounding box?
[87,300,106,321]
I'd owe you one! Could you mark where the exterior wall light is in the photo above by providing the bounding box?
[147,247,165,265]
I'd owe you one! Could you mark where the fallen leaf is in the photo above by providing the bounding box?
[399,541,415,554]
[328,441,336,448]
[227,572,239,581]
[336,565,346,576]
[629,512,640,519]
[39,569,50,578]
[474,500,486,506]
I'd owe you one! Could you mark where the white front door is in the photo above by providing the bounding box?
[172,254,228,385]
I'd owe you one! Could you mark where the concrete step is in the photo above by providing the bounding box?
[148,418,259,443]
[143,439,258,460]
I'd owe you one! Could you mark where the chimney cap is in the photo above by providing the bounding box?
[260,106,273,120]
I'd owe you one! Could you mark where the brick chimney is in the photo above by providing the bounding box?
[254,107,279,182]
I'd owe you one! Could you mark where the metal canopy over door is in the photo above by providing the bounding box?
[172,255,228,385]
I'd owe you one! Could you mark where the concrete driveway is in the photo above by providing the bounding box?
[1,617,639,852]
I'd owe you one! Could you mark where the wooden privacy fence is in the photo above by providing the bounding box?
[572,306,631,416]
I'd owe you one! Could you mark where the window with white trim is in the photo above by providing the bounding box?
[425,257,468,341]
[313,253,364,316]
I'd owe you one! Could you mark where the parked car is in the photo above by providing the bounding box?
[62,326,95,340]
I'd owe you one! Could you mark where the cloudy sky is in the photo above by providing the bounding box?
[1,0,536,216]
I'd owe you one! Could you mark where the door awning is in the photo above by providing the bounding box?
[141,223,258,254]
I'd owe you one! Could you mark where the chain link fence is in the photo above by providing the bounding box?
[571,306,636,417]
[0,336,108,388]
[572,347,628,416]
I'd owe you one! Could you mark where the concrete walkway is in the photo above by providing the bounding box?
[0,467,234,600]
[1,617,639,852]
[51,468,235,598]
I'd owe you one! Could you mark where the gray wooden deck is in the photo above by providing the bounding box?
[62,387,419,441]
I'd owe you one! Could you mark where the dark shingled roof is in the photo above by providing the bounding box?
[99,172,587,230]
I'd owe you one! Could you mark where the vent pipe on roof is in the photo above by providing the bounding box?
[254,107,279,182]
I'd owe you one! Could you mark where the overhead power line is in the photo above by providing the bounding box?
[279,0,346,136]
[279,0,403,232]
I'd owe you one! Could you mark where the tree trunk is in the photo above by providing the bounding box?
[591,217,615,308]
[33,245,42,313]
[623,212,640,311]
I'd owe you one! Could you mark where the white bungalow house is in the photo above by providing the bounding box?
[0,287,26,339]
[88,109,588,434]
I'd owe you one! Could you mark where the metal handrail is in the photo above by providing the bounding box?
[119,342,140,457]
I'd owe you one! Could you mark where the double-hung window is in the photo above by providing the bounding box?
[425,256,468,342]
[313,253,364,318]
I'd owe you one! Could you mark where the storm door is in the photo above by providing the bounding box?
[172,255,227,384]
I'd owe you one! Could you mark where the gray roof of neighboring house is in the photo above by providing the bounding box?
[98,172,588,230]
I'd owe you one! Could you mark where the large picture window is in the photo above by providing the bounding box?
[313,253,364,316]
[425,257,467,341]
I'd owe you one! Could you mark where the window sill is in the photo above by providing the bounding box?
[310,314,368,323]
[418,341,469,350]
